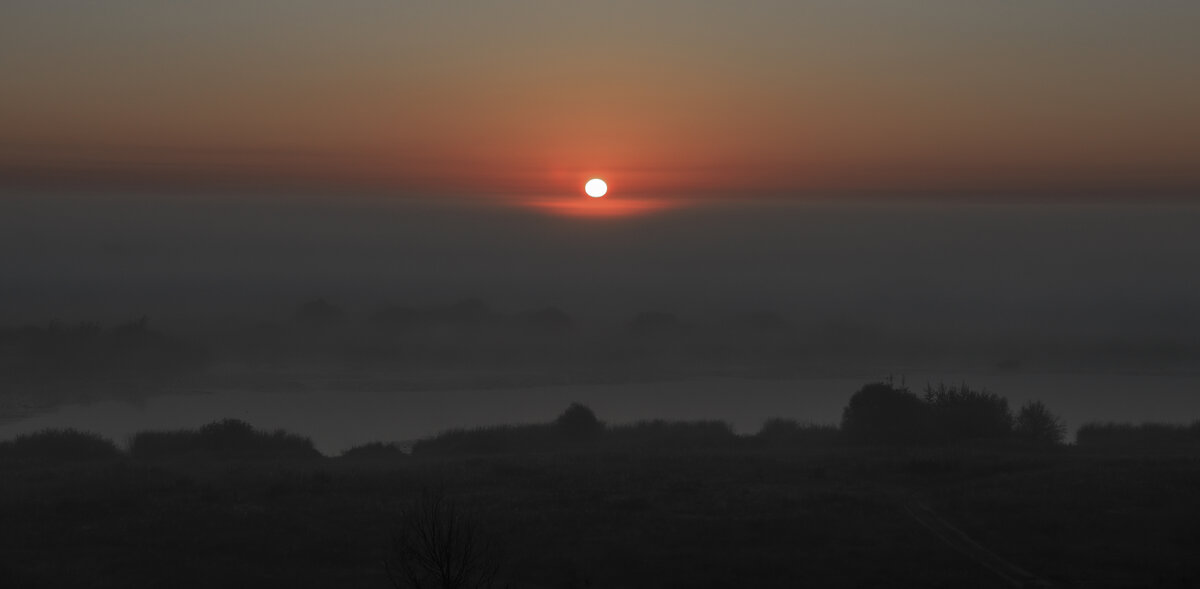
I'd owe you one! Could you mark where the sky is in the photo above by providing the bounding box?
[3,1,1200,203]
[2,1,1200,340]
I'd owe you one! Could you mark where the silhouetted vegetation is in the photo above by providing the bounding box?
[4,415,1197,587]
[923,382,1013,442]
[606,419,738,451]
[839,381,1064,447]
[129,419,320,461]
[412,403,742,456]
[1014,400,1067,446]
[403,382,1075,457]
[555,402,604,440]
[755,418,841,447]
[339,441,409,462]
[841,382,931,444]
[1076,421,1200,449]
[0,428,121,463]
[386,487,504,589]
[411,424,556,456]
[2,386,1198,587]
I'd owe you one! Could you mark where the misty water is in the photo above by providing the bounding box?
[2,373,1199,454]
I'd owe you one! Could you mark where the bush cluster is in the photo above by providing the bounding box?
[841,382,1066,446]
[129,419,320,461]
[1077,421,1200,449]
[755,419,841,447]
[411,403,741,455]
[0,429,122,463]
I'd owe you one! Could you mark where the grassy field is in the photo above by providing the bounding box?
[2,442,1198,588]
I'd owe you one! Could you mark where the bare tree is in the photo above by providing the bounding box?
[386,487,504,589]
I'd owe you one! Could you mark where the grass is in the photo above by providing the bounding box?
[0,447,994,588]
[2,416,1199,587]
[929,454,1200,588]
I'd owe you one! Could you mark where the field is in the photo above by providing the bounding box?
[2,442,1198,588]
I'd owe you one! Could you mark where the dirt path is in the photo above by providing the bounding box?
[904,501,1055,589]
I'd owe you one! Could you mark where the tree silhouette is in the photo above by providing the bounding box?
[923,382,1013,442]
[555,403,604,440]
[841,382,930,444]
[1014,400,1066,446]
[386,488,504,589]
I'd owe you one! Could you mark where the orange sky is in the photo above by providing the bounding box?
[2,2,1199,201]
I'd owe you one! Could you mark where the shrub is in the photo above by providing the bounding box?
[0,429,121,463]
[555,403,604,440]
[339,441,408,461]
[413,409,738,456]
[923,382,1013,442]
[605,419,737,451]
[411,424,558,456]
[841,382,930,444]
[755,418,841,447]
[129,419,321,461]
[1076,421,1200,449]
[414,404,609,455]
[1013,401,1066,446]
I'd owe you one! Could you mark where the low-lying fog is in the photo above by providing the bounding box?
[3,190,1199,449]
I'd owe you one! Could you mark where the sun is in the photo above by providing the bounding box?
[584,178,607,198]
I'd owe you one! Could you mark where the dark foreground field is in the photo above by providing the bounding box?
[2,443,1199,588]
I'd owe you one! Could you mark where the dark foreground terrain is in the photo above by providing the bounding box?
[2,436,1198,588]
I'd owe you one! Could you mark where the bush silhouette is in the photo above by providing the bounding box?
[412,404,747,455]
[0,429,121,463]
[130,419,321,461]
[755,418,841,447]
[339,441,408,461]
[606,419,737,451]
[841,382,930,444]
[555,403,604,440]
[1013,401,1066,446]
[1076,421,1200,449]
[923,382,1013,442]
[411,424,558,456]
